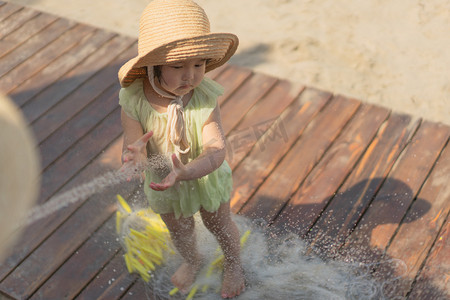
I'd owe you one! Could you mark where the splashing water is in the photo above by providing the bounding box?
[128,212,401,300]
[23,154,172,227]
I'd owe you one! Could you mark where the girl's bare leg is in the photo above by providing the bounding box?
[160,213,202,293]
[201,202,245,299]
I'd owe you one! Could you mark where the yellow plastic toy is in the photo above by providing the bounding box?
[116,194,174,282]
[116,194,251,299]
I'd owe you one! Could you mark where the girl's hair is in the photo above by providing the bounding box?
[153,66,162,80]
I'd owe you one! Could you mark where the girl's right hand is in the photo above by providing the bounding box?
[120,131,153,181]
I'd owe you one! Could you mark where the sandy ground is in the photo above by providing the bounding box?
[6,0,450,125]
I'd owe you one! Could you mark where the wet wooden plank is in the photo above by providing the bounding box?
[0,137,124,283]
[241,99,386,226]
[0,18,76,79]
[305,113,419,256]
[341,122,450,265]
[0,12,58,58]
[0,6,39,39]
[76,251,136,300]
[377,135,450,298]
[30,216,120,299]
[1,192,117,299]
[408,216,450,299]
[0,24,95,94]
[119,280,152,300]
[0,141,138,299]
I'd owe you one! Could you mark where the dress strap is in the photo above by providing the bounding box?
[148,67,190,158]
[166,97,190,156]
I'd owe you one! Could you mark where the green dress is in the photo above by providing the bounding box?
[119,77,232,218]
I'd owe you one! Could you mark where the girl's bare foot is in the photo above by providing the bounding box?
[171,261,202,294]
[221,261,245,298]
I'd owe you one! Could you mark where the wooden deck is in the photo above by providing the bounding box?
[1,2,449,299]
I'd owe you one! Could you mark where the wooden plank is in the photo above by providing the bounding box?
[0,24,96,94]
[213,65,252,106]
[38,108,122,203]
[21,34,133,124]
[408,216,450,299]
[305,113,419,256]
[0,6,39,39]
[231,79,303,133]
[119,280,152,300]
[38,85,119,169]
[0,140,139,298]
[0,128,124,288]
[226,79,304,171]
[341,121,449,264]
[0,2,23,23]
[377,135,450,298]
[0,137,124,283]
[236,88,335,219]
[30,216,120,299]
[220,72,277,135]
[240,100,387,226]
[9,28,113,108]
[0,18,76,79]
[32,41,136,144]
[76,251,136,300]
[0,12,58,58]
[271,97,377,235]
[1,188,119,299]
[229,85,325,213]
[205,63,228,80]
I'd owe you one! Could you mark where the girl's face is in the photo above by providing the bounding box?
[158,58,206,96]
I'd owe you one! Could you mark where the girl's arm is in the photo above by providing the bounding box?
[150,104,226,191]
[120,109,153,174]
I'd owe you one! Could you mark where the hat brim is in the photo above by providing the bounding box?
[119,33,238,87]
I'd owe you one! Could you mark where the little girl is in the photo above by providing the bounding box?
[117,0,244,298]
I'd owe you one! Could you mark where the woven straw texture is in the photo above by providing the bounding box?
[118,0,238,87]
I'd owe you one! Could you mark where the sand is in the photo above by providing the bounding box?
[6,0,449,125]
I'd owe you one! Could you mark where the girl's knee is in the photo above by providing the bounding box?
[161,213,195,236]
[201,206,233,235]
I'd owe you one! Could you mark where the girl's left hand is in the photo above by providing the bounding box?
[150,154,188,191]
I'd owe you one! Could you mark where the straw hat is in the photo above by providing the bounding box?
[118,0,239,88]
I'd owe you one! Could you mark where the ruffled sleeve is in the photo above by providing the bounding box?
[118,80,143,121]
[189,77,224,123]
[197,77,224,99]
